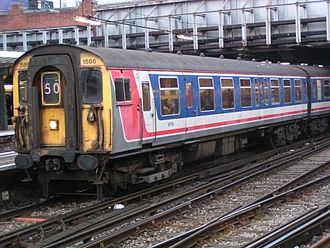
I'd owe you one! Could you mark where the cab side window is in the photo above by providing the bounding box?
[18,70,28,105]
[81,69,103,104]
[115,78,131,102]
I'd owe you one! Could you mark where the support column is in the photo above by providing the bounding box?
[193,14,198,50]
[265,7,272,45]
[168,16,173,52]
[218,11,224,48]
[22,32,27,52]
[2,33,7,51]
[144,19,150,50]
[87,25,92,46]
[295,4,301,44]
[103,23,109,47]
[327,1,330,41]
[75,27,80,45]
[42,30,47,44]
[58,28,63,44]
[241,10,247,47]
[121,22,127,49]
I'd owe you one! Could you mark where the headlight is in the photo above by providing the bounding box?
[49,120,59,130]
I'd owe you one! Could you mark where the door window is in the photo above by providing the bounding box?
[41,72,61,106]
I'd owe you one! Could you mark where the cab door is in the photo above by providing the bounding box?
[40,71,65,146]
[28,55,76,152]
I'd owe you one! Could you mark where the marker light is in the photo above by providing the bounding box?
[49,120,59,130]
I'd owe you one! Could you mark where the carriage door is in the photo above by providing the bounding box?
[29,55,76,149]
[184,79,197,136]
[141,80,155,141]
[185,81,195,115]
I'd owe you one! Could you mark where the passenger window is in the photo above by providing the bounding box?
[283,79,291,103]
[115,78,131,102]
[199,78,214,111]
[221,78,234,109]
[18,70,28,105]
[317,80,322,101]
[142,82,151,111]
[160,77,179,115]
[323,80,330,99]
[41,72,61,106]
[81,69,103,104]
[186,82,193,108]
[270,79,280,104]
[264,79,269,106]
[254,79,261,106]
[294,79,302,102]
[240,79,251,107]
[311,81,317,100]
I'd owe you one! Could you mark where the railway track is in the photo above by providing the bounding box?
[0,137,329,247]
[152,174,329,247]
[81,148,330,248]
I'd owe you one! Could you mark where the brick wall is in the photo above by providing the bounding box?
[0,0,95,31]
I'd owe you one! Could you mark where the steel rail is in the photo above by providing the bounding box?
[151,175,330,248]
[0,174,198,246]
[244,205,330,248]
[1,137,329,247]
[69,149,330,247]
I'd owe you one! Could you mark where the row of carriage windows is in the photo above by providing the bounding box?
[154,77,330,116]
[17,71,330,111]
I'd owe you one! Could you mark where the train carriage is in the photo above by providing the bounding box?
[12,44,330,197]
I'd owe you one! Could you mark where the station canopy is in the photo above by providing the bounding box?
[0,51,24,65]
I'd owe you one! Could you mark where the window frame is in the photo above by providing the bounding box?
[270,79,280,105]
[254,78,261,107]
[294,79,302,103]
[142,81,151,111]
[199,77,215,111]
[323,79,330,100]
[114,77,132,103]
[221,77,235,109]
[239,78,252,108]
[283,79,292,104]
[185,82,193,108]
[81,68,103,104]
[159,77,180,116]
[263,78,269,106]
[41,71,62,106]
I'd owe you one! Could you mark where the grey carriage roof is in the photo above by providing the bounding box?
[17,44,330,78]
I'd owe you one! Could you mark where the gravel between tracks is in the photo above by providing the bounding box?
[118,148,330,247]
